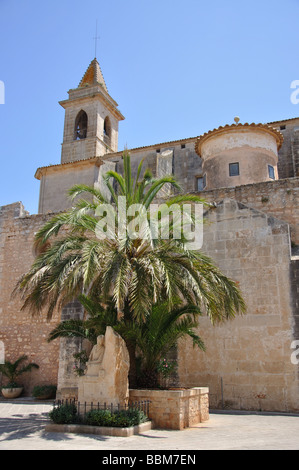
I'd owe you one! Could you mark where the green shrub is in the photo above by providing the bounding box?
[1,382,19,389]
[49,404,148,427]
[32,385,57,398]
[85,408,147,427]
[49,403,78,424]
[85,409,116,427]
[118,409,148,427]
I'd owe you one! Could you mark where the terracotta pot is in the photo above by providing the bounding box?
[1,387,23,398]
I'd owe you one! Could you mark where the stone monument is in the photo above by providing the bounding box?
[78,326,130,406]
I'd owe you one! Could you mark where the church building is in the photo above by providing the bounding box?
[0,58,299,412]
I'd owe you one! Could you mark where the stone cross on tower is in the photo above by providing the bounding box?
[93,20,100,59]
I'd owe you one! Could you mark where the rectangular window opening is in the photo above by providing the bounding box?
[229,162,240,177]
[196,174,206,191]
[268,164,275,180]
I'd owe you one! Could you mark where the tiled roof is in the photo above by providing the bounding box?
[267,116,299,125]
[35,117,294,179]
[195,122,284,156]
[103,136,198,158]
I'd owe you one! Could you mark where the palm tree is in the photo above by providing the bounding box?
[47,296,205,388]
[0,355,39,388]
[15,152,246,387]
[119,299,206,388]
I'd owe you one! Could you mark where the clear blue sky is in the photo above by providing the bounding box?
[0,0,299,214]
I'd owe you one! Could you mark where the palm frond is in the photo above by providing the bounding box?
[68,184,108,204]
[47,319,96,343]
[143,176,181,209]
[14,149,246,357]
[104,170,126,195]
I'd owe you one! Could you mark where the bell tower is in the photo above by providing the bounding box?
[59,58,125,164]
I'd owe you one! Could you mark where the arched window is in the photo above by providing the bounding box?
[103,116,111,145]
[74,110,88,140]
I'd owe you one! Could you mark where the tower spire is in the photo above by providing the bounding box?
[78,57,108,93]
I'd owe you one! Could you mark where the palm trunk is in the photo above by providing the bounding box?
[138,367,159,389]
[126,340,137,389]
[123,299,137,389]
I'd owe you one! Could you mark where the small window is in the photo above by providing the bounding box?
[280,125,286,130]
[196,174,206,191]
[268,164,275,180]
[156,149,160,153]
[229,162,240,177]
[181,144,186,149]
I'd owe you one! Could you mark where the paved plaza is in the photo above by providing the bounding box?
[0,399,299,450]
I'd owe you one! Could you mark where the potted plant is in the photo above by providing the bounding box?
[0,355,39,398]
[32,384,57,400]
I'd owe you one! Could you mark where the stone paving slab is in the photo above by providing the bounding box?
[0,400,299,450]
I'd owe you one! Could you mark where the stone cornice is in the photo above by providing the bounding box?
[59,87,125,122]
[35,156,103,180]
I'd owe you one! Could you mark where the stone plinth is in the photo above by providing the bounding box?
[129,387,209,430]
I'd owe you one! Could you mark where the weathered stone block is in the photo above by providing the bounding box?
[129,387,209,430]
[78,327,130,406]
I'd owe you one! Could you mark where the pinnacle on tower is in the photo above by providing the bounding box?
[78,58,108,93]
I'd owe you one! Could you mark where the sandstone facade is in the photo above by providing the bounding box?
[0,203,60,392]
[179,199,297,411]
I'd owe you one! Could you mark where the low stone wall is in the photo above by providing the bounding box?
[129,387,209,430]
[45,420,152,437]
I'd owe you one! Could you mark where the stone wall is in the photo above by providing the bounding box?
[55,301,85,401]
[270,118,299,179]
[129,387,209,430]
[112,137,203,195]
[36,158,116,214]
[178,199,298,412]
[37,159,101,214]
[108,118,299,196]
[290,259,299,341]
[198,177,299,244]
[0,203,61,395]
[35,121,299,220]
